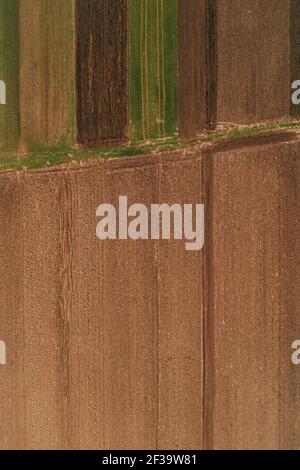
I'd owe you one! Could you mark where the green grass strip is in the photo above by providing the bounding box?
[0,121,299,174]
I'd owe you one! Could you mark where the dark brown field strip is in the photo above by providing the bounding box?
[179,0,218,137]
[178,0,207,138]
[205,0,218,130]
[75,0,128,146]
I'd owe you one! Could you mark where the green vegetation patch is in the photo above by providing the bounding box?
[0,121,299,174]
[0,0,19,151]
[129,0,178,141]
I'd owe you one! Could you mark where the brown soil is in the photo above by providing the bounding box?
[217,0,290,125]
[75,0,128,146]
[179,0,207,138]
[0,133,299,449]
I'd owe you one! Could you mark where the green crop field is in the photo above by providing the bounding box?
[129,0,178,142]
[0,0,19,151]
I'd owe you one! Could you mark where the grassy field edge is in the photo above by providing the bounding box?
[0,120,300,174]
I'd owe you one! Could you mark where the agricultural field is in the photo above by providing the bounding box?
[0,0,300,453]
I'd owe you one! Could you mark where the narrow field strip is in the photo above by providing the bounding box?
[1,120,300,174]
